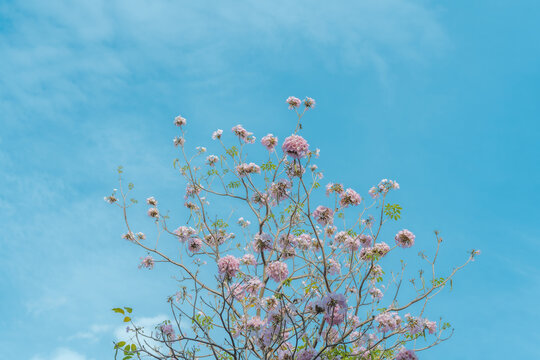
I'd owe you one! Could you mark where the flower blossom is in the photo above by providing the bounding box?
[174,226,197,242]
[375,311,401,332]
[218,255,240,279]
[241,253,257,265]
[269,179,292,203]
[236,163,261,177]
[369,179,400,199]
[232,124,255,143]
[160,324,175,341]
[146,196,157,206]
[206,155,219,166]
[139,256,154,269]
[395,229,415,248]
[282,135,309,159]
[396,348,418,360]
[187,237,202,253]
[174,115,186,127]
[326,182,344,196]
[267,261,289,282]
[212,129,223,140]
[261,134,278,151]
[286,96,301,109]
[312,205,334,226]
[357,234,373,248]
[339,188,362,207]
[303,97,315,108]
[253,233,273,252]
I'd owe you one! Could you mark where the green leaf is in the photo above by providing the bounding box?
[130,344,136,351]
[123,316,131,322]
[124,307,132,313]
[116,341,126,347]
[112,308,125,314]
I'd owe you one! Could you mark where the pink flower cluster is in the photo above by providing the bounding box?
[253,233,273,252]
[241,253,257,265]
[206,155,219,166]
[217,255,240,279]
[395,229,415,248]
[267,261,288,282]
[139,255,155,270]
[396,348,418,360]
[232,124,255,143]
[174,226,197,242]
[286,96,302,109]
[375,311,401,333]
[160,324,175,340]
[174,115,187,127]
[269,179,291,203]
[326,182,344,196]
[187,237,202,253]
[236,163,261,177]
[282,134,309,159]
[339,188,362,207]
[322,292,348,326]
[357,234,373,248]
[212,129,223,140]
[405,314,437,335]
[261,134,278,151]
[360,242,390,260]
[369,178,400,199]
[312,205,334,226]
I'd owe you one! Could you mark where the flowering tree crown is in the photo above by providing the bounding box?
[107,97,479,360]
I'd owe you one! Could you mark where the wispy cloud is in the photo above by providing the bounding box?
[31,347,90,360]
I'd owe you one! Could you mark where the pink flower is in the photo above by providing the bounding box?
[187,237,202,253]
[139,256,154,269]
[269,179,291,203]
[206,155,219,166]
[343,236,361,251]
[297,348,316,360]
[267,261,289,282]
[396,348,417,360]
[218,255,240,279]
[357,234,373,248]
[147,207,159,218]
[261,134,278,151]
[369,287,383,301]
[282,134,309,159]
[245,277,263,296]
[312,205,334,226]
[160,324,175,340]
[326,182,344,196]
[375,311,401,333]
[303,97,316,108]
[253,233,273,252]
[241,253,257,265]
[395,229,415,248]
[212,129,223,140]
[174,226,197,242]
[236,163,261,177]
[327,258,341,275]
[146,196,157,206]
[339,188,362,208]
[232,124,255,143]
[174,115,186,127]
[286,96,301,109]
[369,179,399,199]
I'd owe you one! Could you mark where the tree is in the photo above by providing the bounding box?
[106,96,480,360]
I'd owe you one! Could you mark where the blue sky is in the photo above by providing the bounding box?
[0,0,539,359]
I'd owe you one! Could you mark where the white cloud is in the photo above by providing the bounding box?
[0,0,447,124]
[68,324,113,342]
[31,348,88,360]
